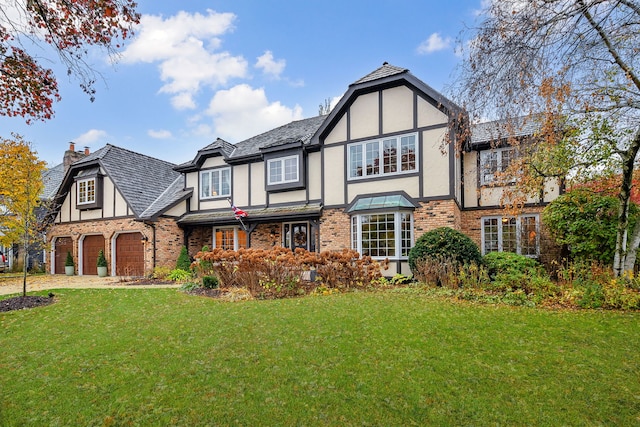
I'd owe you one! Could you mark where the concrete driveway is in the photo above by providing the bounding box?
[0,274,179,296]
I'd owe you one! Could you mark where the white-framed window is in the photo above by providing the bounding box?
[267,155,299,185]
[213,227,247,251]
[351,212,413,259]
[77,178,96,205]
[480,147,515,185]
[348,133,417,179]
[482,214,539,257]
[201,167,231,199]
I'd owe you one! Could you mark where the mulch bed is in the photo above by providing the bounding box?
[0,294,55,312]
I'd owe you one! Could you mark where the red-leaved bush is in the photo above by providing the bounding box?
[193,247,384,299]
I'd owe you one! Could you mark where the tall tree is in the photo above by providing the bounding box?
[0,0,140,122]
[0,135,46,296]
[454,0,640,275]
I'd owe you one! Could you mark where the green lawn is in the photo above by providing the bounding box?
[1,288,639,426]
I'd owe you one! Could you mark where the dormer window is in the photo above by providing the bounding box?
[201,167,231,199]
[74,168,103,211]
[268,155,299,185]
[264,149,305,192]
[77,178,95,205]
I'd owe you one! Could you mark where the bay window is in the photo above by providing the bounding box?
[351,212,413,259]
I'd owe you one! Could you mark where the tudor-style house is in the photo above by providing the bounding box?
[47,63,561,276]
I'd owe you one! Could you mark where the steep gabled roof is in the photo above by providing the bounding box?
[56,144,188,219]
[352,62,408,85]
[312,62,464,146]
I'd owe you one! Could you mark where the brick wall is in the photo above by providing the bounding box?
[319,208,351,251]
[153,217,184,269]
[413,199,462,240]
[48,217,185,275]
[48,218,152,274]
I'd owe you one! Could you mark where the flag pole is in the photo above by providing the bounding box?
[228,198,248,231]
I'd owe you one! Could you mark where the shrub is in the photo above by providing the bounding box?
[150,266,172,280]
[202,275,219,289]
[483,252,557,296]
[196,247,383,299]
[96,250,107,268]
[483,252,540,278]
[408,227,482,274]
[176,246,191,271]
[65,251,74,267]
[167,269,192,282]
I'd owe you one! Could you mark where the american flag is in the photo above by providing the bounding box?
[231,202,248,219]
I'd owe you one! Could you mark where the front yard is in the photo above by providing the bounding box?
[1,288,638,425]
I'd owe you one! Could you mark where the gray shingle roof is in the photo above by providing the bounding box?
[140,176,191,220]
[64,144,187,219]
[353,62,408,85]
[42,163,64,200]
[199,138,236,157]
[471,116,541,145]
[231,115,328,158]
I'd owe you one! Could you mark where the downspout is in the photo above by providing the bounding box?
[151,223,157,270]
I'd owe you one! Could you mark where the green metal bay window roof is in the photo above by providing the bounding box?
[347,194,416,213]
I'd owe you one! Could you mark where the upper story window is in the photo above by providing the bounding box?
[201,167,231,199]
[77,178,96,205]
[268,155,299,185]
[348,133,417,180]
[480,147,515,185]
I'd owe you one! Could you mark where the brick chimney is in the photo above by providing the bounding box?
[63,142,88,172]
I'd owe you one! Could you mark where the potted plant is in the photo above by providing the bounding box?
[65,251,74,276]
[97,249,108,277]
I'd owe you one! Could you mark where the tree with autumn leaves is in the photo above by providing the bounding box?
[454,1,640,275]
[0,0,140,122]
[0,135,46,296]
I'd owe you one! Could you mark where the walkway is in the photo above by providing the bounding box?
[0,274,180,296]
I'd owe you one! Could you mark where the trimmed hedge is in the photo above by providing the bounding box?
[408,227,482,273]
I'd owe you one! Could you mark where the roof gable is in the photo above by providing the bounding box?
[312,62,464,145]
[56,144,184,219]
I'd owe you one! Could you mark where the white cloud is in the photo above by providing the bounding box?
[205,84,303,142]
[417,33,452,54]
[122,10,248,108]
[255,51,286,79]
[74,129,109,146]
[148,129,173,139]
[170,92,197,110]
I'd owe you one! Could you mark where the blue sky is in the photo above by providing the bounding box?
[0,0,485,167]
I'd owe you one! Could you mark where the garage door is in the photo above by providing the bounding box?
[116,232,144,277]
[82,235,105,275]
[54,237,73,274]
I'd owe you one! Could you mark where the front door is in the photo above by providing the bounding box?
[283,223,308,251]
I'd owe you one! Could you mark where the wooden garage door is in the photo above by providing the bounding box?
[82,235,105,276]
[116,232,144,277]
[54,237,73,274]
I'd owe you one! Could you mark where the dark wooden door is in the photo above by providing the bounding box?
[54,237,73,274]
[115,233,144,276]
[82,235,105,275]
